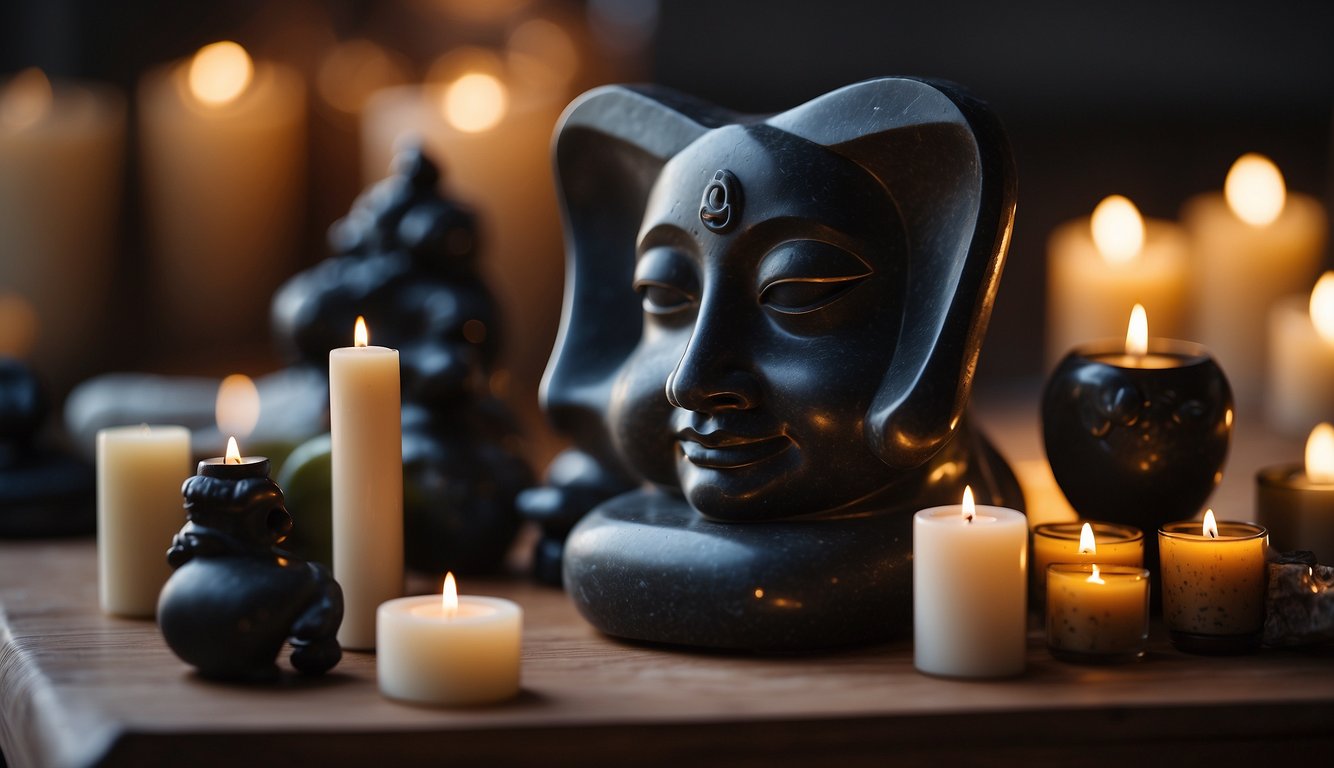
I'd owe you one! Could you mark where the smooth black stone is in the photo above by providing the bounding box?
[564,491,914,652]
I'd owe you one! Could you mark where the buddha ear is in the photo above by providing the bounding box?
[541,85,727,466]
[769,77,1016,469]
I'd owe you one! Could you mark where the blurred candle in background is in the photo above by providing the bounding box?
[1268,272,1334,434]
[139,41,306,353]
[0,68,125,393]
[1184,153,1329,405]
[1045,194,1188,369]
[361,43,571,458]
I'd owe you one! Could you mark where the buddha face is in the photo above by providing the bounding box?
[608,125,909,520]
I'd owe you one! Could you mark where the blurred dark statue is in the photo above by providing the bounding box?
[158,467,342,680]
[546,77,1022,650]
[272,149,532,574]
[0,357,94,537]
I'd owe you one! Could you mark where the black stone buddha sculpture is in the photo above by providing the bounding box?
[546,77,1022,650]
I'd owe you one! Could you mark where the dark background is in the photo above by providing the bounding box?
[2,0,1332,384]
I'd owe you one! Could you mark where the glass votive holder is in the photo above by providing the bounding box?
[1158,520,1268,655]
[1046,564,1150,664]
[1031,521,1144,610]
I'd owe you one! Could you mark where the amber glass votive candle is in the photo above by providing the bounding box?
[1158,512,1268,654]
[1031,521,1143,609]
[1046,564,1149,664]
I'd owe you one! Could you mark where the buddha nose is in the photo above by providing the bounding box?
[665,325,761,413]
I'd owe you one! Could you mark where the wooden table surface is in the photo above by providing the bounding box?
[2,388,1332,767]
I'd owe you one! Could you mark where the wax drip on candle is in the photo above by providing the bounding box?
[1305,423,1334,484]
[1203,509,1219,539]
[1126,304,1148,357]
[1225,153,1285,227]
[1078,522,1097,555]
[354,315,369,347]
[1087,563,1105,585]
[961,485,975,523]
[1090,195,1145,266]
[225,436,242,464]
[442,572,459,619]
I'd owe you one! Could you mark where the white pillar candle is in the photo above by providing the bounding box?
[138,41,306,351]
[377,573,522,707]
[361,66,566,453]
[0,68,125,391]
[1184,153,1328,404]
[1046,195,1189,369]
[330,316,403,650]
[96,425,191,617]
[913,487,1028,678]
[1267,273,1334,435]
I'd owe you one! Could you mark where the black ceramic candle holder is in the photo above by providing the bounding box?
[1042,338,1232,577]
[157,456,344,681]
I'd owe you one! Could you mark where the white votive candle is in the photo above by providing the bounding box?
[96,424,191,617]
[330,316,403,650]
[377,574,522,706]
[914,486,1028,678]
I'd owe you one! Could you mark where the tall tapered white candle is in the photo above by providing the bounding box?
[97,424,191,617]
[330,316,403,650]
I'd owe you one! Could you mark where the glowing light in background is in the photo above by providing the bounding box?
[0,67,53,130]
[442,73,508,133]
[1225,153,1285,227]
[188,41,253,106]
[1090,195,1145,265]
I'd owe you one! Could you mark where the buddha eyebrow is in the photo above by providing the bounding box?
[737,216,873,264]
[636,222,697,257]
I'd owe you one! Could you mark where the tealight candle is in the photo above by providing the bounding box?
[1184,153,1328,404]
[1256,423,1334,563]
[97,424,192,617]
[1046,564,1149,664]
[913,486,1027,678]
[1267,272,1334,434]
[1158,510,1268,654]
[1031,521,1143,608]
[1043,305,1232,580]
[1045,195,1189,369]
[330,317,403,650]
[377,573,522,706]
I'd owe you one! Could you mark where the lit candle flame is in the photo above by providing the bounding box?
[1087,563,1105,585]
[225,436,242,464]
[961,485,975,524]
[188,41,253,107]
[354,315,369,347]
[1203,509,1219,539]
[1078,522,1097,555]
[1225,153,1285,227]
[1306,423,1334,484]
[442,572,459,619]
[1090,195,1145,266]
[1,67,53,130]
[442,72,507,133]
[215,373,260,439]
[1310,272,1334,344]
[1126,304,1149,357]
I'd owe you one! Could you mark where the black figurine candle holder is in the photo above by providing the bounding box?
[1042,338,1233,577]
[157,456,344,681]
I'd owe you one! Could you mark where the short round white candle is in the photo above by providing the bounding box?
[913,486,1028,678]
[1256,423,1334,562]
[377,573,522,707]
